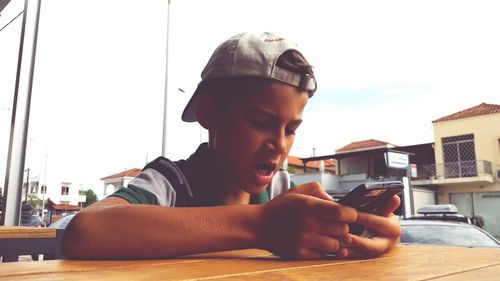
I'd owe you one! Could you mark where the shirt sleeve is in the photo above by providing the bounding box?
[109,185,159,205]
[109,168,177,206]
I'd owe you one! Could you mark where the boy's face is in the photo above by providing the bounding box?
[209,81,309,195]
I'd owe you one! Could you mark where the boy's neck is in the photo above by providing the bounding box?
[222,188,251,205]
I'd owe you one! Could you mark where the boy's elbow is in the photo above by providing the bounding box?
[61,212,94,259]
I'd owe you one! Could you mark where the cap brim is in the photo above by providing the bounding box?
[181,88,200,122]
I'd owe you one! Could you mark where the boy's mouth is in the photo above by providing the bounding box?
[254,163,278,185]
[255,163,275,175]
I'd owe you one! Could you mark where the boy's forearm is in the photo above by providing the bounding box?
[62,203,263,259]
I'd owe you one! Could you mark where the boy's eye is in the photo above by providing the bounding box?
[285,127,296,136]
[249,117,297,136]
[249,118,270,129]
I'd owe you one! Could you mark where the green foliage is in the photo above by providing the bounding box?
[83,189,98,208]
[27,194,43,209]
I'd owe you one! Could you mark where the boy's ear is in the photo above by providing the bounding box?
[195,92,218,129]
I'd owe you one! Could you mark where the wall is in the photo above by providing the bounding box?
[291,173,339,192]
[412,188,436,211]
[433,112,500,166]
[339,156,369,175]
[433,112,500,201]
[28,179,84,206]
[102,177,134,197]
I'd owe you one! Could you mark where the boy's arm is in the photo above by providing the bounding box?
[62,182,358,259]
[62,196,261,259]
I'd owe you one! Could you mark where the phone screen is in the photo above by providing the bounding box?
[337,181,403,235]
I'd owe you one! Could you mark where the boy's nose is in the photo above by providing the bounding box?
[268,132,288,155]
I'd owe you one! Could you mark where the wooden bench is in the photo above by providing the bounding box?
[0,226,64,262]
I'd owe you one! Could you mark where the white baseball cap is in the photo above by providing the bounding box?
[181,32,317,122]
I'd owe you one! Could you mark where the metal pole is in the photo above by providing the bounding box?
[25,168,30,202]
[161,0,171,157]
[1,0,42,226]
[41,148,47,219]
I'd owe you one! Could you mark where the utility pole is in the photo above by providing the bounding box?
[24,168,30,202]
[1,0,42,226]
[161,0,171,157]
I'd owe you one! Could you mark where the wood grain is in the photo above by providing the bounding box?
[1,245,499,280]
[0,227,56,239]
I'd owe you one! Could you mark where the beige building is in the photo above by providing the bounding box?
[413,103,500,236]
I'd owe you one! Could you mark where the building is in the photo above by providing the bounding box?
[291,139,439,217]
[412,103,500,237]
[101,168,142,198]
[286,155,336,175]
[99,156,336,198]
[46,198,82,224]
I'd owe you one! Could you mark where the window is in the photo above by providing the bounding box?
[442,134,477,178]
[41,185,47,194]
[61,185,69,196]
[30,183,38,194]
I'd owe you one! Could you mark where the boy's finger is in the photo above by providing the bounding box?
[310,234,343,256]
[317,221,350,237]
[314,202,358,223]
[355,212,401,237]
[376,195,401,217]
[289,182,333,201]
[341,234,392,258]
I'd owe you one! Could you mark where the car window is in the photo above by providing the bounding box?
[401,225,499,247]
[49,214,74,229]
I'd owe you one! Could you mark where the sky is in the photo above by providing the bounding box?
[1,0,499,195]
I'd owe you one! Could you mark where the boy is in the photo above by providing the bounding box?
[63,32,400,259]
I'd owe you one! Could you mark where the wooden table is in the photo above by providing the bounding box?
[1,245,499,280]
[0,226,62,262]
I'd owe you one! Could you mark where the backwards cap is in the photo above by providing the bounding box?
[181,32,317,122]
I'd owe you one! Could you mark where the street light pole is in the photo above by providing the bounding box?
[41,147,47,219]
[24,168,30,202]
[161,0,171,157]
[1,0,42,226]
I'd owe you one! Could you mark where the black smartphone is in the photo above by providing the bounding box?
[337,181,403,235]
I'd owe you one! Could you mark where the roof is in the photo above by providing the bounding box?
[46,199,81,211]
[100,168,142,180]
[433,103,500,123]
[336,139,396,153]
[49,204,81,212]
[287,155,335,170]
[302,141,415,162]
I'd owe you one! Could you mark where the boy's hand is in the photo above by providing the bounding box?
[337,195,401,258]
[257,182,357,259]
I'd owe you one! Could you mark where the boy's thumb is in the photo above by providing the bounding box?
[288,182,333,201]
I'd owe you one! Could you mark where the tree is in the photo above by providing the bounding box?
[27,194,43,212]
[83,189,98,208]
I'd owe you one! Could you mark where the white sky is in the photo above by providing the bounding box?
[1,0,500,192]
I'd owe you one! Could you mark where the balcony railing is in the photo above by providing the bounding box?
[416,160,492,180]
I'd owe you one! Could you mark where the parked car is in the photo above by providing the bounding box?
[406,204,484,228]
[400,219,500,248]
[21,212,45,227]
[48,213,76,229]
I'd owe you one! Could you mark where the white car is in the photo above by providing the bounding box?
[48,214,76,229]
[400,219,500,248]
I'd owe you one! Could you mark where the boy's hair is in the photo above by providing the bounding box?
[182,32,317,122]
